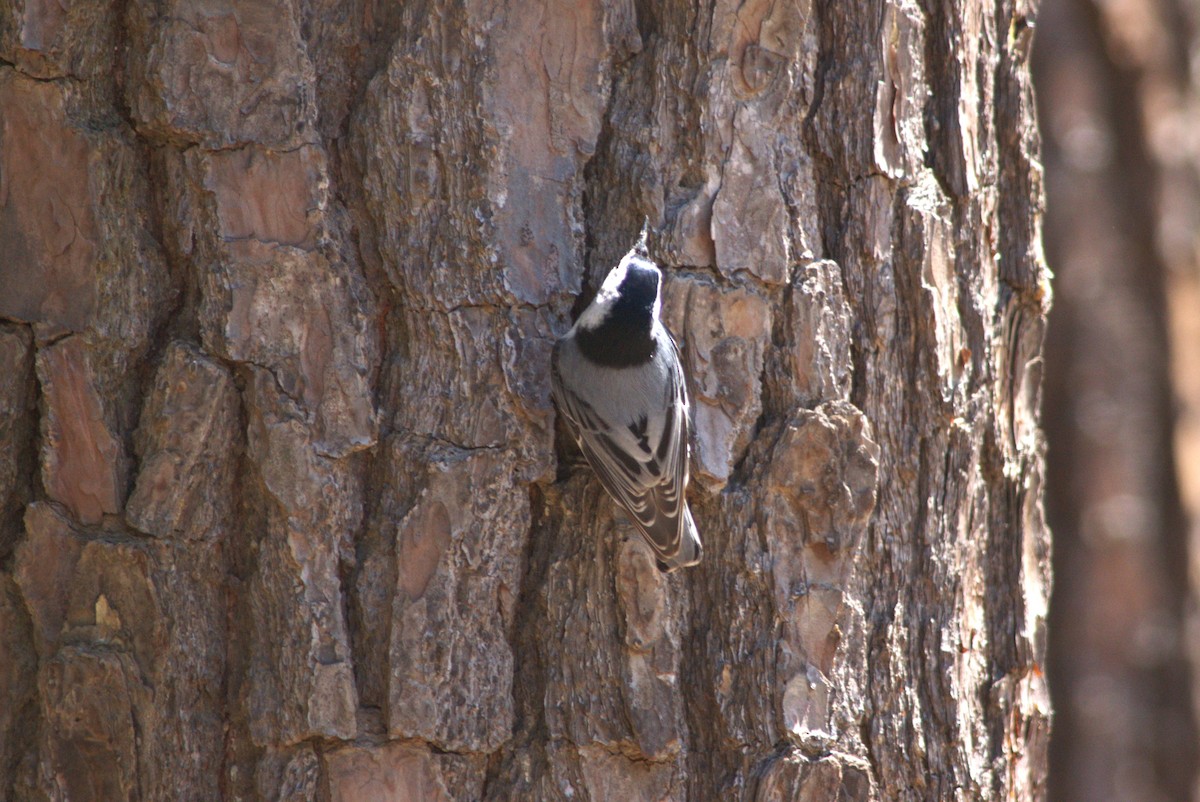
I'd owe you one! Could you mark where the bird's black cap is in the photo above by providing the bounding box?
[574,233,662,368]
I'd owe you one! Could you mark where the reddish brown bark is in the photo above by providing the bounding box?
[0,1,1050,799]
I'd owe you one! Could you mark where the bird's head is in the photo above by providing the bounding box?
[577,240,662,333]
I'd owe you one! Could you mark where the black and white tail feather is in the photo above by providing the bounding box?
[551,228,702,572]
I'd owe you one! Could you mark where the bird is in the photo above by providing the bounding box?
[551,227,703,572]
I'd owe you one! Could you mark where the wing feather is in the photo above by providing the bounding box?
[551,336,693,564]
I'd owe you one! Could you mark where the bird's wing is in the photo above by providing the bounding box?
[551,338,692,563]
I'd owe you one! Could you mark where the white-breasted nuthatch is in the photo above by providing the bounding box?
[551,229,702,571]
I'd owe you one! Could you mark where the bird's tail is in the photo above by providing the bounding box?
[657,505,703,572]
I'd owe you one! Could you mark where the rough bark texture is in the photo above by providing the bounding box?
[0,1,1050,800]
[1035,0,1200,799]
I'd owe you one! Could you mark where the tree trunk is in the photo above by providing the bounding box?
[1034,0,1200,799]
[0,1,1050,800]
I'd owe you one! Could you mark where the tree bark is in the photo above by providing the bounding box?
[0,1,1050,800]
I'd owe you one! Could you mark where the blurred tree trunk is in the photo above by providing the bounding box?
[1034,0,1200,799]
[0,1,1050,800]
